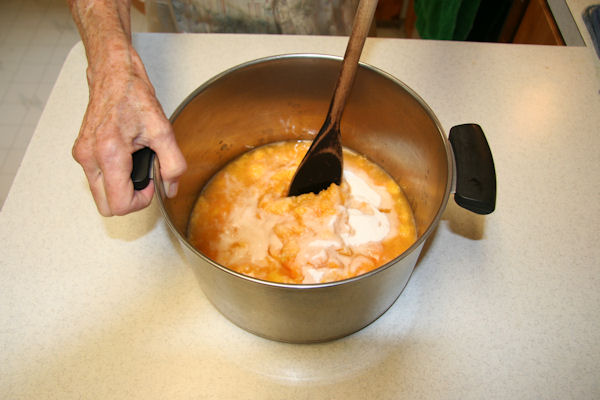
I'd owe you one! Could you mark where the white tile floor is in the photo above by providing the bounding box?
[0,0,146,210]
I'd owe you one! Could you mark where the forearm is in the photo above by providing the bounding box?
[68,0,137,85]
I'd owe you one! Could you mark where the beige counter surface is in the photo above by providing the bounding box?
[1,33,599,399]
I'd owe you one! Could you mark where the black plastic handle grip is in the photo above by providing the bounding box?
[449,124,496,215]
[131,147,155,190]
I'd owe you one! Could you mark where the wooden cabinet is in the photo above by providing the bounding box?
[512,0,565,45]
[132,0,145,14]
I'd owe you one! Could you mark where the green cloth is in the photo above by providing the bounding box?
[414,0,482,40]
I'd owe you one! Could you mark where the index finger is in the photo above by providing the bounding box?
[97,138,155,216]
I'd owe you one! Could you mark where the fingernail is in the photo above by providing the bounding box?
[163,181,179,198]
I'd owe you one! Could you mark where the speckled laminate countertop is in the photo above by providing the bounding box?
[1,30,599,399]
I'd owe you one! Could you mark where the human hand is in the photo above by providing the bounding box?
[72,46,186,216]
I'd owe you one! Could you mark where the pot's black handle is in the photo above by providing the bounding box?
[449,124,496,215]
[131,147,155,190]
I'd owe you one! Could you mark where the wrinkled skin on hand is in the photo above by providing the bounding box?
[72,47,186,216]
[69,0,186,216]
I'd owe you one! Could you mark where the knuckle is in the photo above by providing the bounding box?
[95,135,126,166]
[72,136,92,165]
[150,122,173,141]
[95,134,120,155]
[72,143,84,163]
[169,158,188,177]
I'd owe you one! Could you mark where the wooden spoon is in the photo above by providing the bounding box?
[287,0,379,197]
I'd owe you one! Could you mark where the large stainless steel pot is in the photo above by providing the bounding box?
[151,54,495,343]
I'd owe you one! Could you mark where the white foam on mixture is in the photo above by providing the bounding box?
[213,165,393,283]
[308,239,341,249]
[340,170,390,247]
[304,267,327,283]
[344,170,381,206]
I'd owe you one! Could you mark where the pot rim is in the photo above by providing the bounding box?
[156,53,454,289]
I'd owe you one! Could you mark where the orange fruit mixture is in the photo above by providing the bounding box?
[188,140,417,284]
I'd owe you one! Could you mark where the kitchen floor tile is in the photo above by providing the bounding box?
[2,83,40,107]
[3,28,37,46]
[1,148,26,175]
[50,44,74,65]
[0,125,19,148]
[36,82,55,101]
[23,105,44,126]
[32,28,63,47]
[0,44,27,64]
[14,10,45,28]
[13,65,46,83]
[0,173,15,209]
[22,45,56,65]
[58,29,80,46]
[41,63,63,83]
[0,13,16,30]
[0,81,9,101]
[0,149,8,167]
[0,103,27,125]
[13,124,36,149]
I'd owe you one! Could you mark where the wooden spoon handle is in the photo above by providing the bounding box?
[328,0,379,125]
